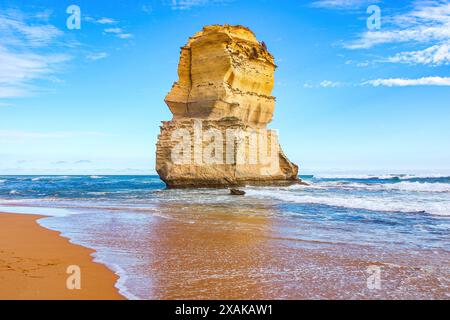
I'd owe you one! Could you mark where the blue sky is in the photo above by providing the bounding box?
[0,0,449,175]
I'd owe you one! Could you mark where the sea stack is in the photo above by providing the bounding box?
[156,25,300,188]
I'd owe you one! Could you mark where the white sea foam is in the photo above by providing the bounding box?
[375,182,450,193]
[37,218,140,300]
[90,175,103,179]
[315,173,450,180]
[31,177,41,181]
[305,181,450,193]
[1,205,75,217]
[87,192,108,195]
[92,258,140,300]
[245,189,450,216]
[9,190,18,195]
[0,179,5,184]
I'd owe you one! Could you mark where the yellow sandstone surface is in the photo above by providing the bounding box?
[165,24,275,127]
[157,25,300,188]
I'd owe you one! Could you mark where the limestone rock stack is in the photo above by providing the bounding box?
[156,25,300,188]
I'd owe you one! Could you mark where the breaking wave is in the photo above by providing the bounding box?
[314,173,450,180]
[245,189,450,216]
[304,181,450,193]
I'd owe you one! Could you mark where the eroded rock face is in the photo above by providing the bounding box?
[165,24,275,128]
[156,25,300,188]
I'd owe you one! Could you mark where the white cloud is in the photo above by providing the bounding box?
[0,11,62,47]
[387,42,450,66]
[168,0,230,10]
[0,9,118,100]
[104,27,123,34]
[311,0,378,9]
[117,33,133,39]
[85,15,132,40]
[0,10,70,98]
[75,160,92,164]
[34,9,53,21]
[86,52,109,61]
[95,17,117,24]
[0,130,110,139]
[0,46,70,98]
[364,76,450,87]
[0,47,69,84]
[303,80,349,88]
[346,1,450,50]
[142,4,153,13]
[104,27,133,39]
[320,80,344,87]
[0,86,28,98]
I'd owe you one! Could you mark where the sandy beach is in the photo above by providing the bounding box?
[0,213,123,300]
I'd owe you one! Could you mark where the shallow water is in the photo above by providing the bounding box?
[0,174,449,299]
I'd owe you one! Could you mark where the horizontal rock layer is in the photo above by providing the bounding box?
[156,119,299,188]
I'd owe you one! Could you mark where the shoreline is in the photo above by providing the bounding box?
[0,212,124,300]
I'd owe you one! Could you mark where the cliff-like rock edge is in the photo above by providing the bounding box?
[156,25,300,188]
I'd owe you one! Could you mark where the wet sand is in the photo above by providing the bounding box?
[137,207,450,299]
[0,213,123,300]
[57,203,447,300]
[144,214,449,299]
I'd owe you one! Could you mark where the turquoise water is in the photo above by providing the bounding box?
[0,174,449,299]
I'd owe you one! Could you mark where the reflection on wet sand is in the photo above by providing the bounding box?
[141,203,276,299]
[131,203,450,299]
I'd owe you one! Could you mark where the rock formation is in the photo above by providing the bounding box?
[156,25,300,188]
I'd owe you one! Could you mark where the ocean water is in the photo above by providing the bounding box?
[0,174,449,299]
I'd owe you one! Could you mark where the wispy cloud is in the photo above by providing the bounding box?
[104,27,123,34]
[0,46,70,98]
[0,10,70,99]
[75,160,92,164]
[117,33,133,39]
[0,10,62,47]
[305,76,450,88]
[364,76,450,87]
[85,16,133,39]
[97,17,116,24]
[86,52,109,61]
[168,0,231,10]
[103,26,133,39]
[142,4,153,13]
[50,160,92,165]
[320,80,345,87]
[52,160,68,165]
[387,42,450,66]
[0,130,110,139]
[85,16,117,24]
[345,0,450,53]
[303,80,351,88]
[345,59,371,67]
[311,0,378,9]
